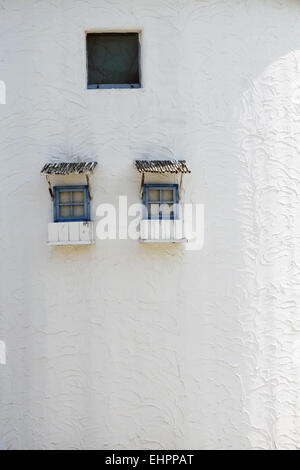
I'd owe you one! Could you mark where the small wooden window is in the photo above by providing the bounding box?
[53,186,90,222]
[87,32,141,89]
[142,184,179,220]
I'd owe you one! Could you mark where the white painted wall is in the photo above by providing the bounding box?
[1,0,300,450]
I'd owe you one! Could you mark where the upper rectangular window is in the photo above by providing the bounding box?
[53,186,90,222]
[143,184,179,220]
[86,32,141,89]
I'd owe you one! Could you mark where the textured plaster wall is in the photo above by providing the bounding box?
[1,0,300,450]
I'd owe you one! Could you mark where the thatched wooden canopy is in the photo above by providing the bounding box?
[41,161,97,175]
[135,160,190,174]
[134,160,191,199]
[41,161,98,199]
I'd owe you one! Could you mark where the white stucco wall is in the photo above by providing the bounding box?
[1,0,300,450]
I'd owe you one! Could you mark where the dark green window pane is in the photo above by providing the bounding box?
[87,33,140,86]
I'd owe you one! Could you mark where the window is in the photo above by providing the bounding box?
[143,184,179,220]
[87,32,141,89]
[53,186,90,222]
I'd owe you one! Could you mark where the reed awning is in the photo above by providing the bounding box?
[135,160,191,200]
[135,160,191,174]
[41,161,98,175]
[41,161,98,200]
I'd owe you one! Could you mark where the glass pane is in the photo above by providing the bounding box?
[73,205,84,217]
[59,191,70,203]
[60,205,71,217]
[149,204,160,217]
[161,203,174,218]
[87,33,140,85]
[148,189,160,201]
[72,191,84,203]
[162,189,174,202]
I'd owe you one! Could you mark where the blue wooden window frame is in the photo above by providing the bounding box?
[142,184,179,220]
[53,185,90,222]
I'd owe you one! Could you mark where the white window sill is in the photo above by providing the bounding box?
[140,219,187,243]
[140,238,187,244]
[48,222,94,245]
[48,241,94,246]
